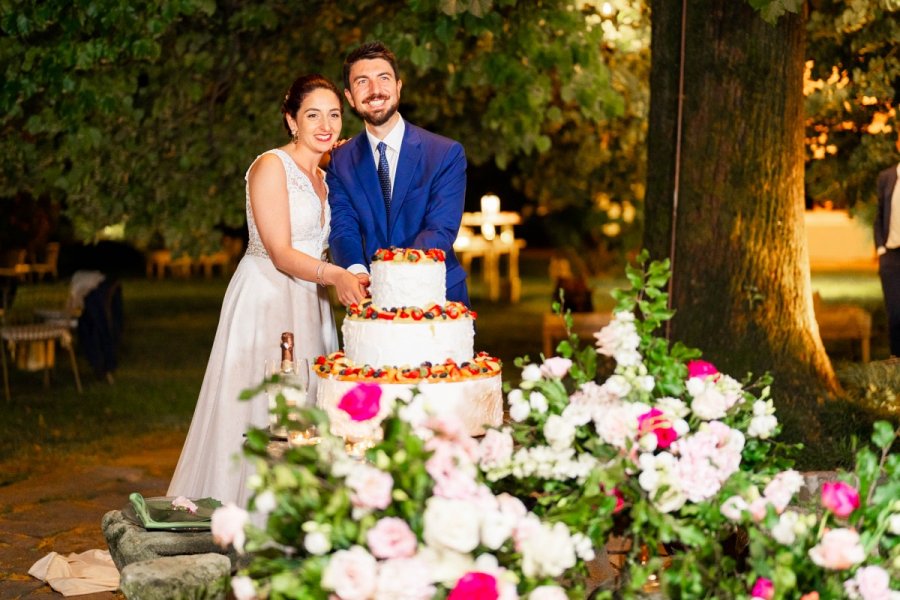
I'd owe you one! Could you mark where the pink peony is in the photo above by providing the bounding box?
[687,359,719,379]
[346,464,394,511]
[211,502,248,553]
[821,481,860,518]
[808,528,865,570]
[751,577,775,600]
[366,517,418,559]
[844,565,893,600]
[637,408,678,449]
[479,428,514,470]
[448,572,499,600]
[338,383,382,421]
[426,444,480,500]
[540,357,573,378]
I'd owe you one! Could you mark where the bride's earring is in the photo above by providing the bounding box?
[291,129,300,143]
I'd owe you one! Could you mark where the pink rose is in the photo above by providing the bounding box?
[821,481,860,518]
[540,357,573,378]
[346,464,394,511]
[687,359,719,379]
[338,383,382,421]
[211,502,248,553]
[366,517,418,559]
[751,577,775,600]
[608,487,625,513]
[448,572,498,600]
[808,528,865,570]
[637,408,678,449]
[321,546,378,600]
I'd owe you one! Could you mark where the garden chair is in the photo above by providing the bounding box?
[0,282,82,401]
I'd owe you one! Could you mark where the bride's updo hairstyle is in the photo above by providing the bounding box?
[281,74,342,136]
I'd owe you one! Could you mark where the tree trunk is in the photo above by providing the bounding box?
[644,0,840,420]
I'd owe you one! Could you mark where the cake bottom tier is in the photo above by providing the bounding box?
[317,374,503,440]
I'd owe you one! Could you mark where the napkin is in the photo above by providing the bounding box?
[128,493,222,530]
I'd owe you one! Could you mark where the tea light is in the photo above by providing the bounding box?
[288,427,321,447]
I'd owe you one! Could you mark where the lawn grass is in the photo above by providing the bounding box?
[0,256,894,485]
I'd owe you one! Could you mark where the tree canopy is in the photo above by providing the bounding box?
[1,0,896,259]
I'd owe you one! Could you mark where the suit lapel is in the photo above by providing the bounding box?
[389,125,423,232]
[349,134,388,241]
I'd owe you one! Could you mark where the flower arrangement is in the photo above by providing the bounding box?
[723,421,900,599]
[214,382,594,599]
[477,251,797,596]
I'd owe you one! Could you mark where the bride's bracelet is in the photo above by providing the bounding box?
[315,261,328,287]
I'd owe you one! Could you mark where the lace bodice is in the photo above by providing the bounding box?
[244,149,330,260]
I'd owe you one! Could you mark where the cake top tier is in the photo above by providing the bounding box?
[371,248,446,263]
[369,248,447,308]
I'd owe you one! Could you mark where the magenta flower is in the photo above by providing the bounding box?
[448,572,498,600]
[687,359,719,379]
[821,481,860,518]
[338,383,382,421]
[637,408,678,449]
[751,577,775,599]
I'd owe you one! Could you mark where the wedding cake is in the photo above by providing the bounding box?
[315,248,503,439]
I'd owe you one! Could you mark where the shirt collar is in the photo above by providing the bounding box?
[366,114,405,155]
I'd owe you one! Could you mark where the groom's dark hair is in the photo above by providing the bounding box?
[342,41,400,90]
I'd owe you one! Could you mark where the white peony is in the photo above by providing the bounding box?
[521,363,543,382]
[509,397,532,422]
[423,497,482,554]
[529,391,549,414]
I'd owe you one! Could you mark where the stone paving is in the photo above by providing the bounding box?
[0,431,184,599]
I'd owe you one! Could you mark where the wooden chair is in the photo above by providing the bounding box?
[29,242,61,281]
[0,249,30,280]
[813,291,872,363]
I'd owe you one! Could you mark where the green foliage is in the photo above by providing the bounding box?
[804,0,900,211]
[1,0,624,254]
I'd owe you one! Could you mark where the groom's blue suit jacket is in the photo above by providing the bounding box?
[326,122,468,295]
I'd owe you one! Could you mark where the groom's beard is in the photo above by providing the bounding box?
[358,94,399,127]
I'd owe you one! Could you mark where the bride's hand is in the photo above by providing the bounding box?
[332,267,369,306]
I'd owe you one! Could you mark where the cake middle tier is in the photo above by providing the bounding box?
[342,315,474,366]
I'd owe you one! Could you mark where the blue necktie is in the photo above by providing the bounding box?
[377,141,391,218]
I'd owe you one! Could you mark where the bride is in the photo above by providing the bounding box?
[167,74,367,507]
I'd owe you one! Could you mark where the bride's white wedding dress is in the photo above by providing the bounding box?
[167,149,338,507]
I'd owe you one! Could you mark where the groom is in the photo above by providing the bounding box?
[327,41,470,306]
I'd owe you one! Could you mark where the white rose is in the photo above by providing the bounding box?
[423,497,481,554]
[253,489,277,515]
[521,363,543,382]
[543,415,576,451]
[529,391,549,414]
[771,511,799,545]
[529,585,569,600]
[520,521,577,578]
[373,557,436,600]
[748,414,778,439]
[889,513,900,536]
[304,530,331,555]
[230,575,257,600]
[321,546,377,600]
[720,495,749,522]
[509,398,532,422]
[690,386,728,420]
[656,396,690,418]
[417,547,474,586]
[480,508,517,550]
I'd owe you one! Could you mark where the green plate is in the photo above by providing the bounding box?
[128,493,222,530]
